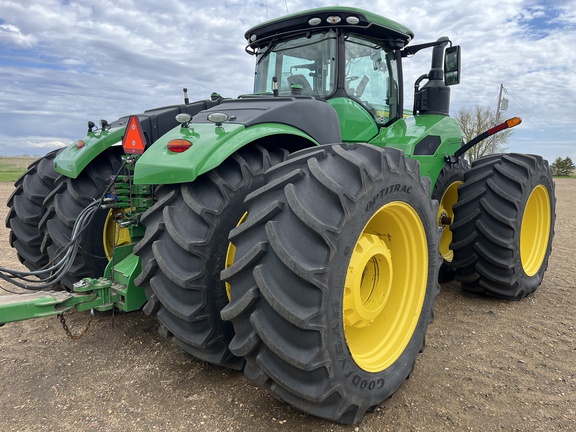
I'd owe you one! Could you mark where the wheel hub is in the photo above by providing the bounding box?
[343,233,393,328]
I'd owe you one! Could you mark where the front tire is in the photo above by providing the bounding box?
[134,145,288,370]
[221,144,440,424]
[450,153,556,299]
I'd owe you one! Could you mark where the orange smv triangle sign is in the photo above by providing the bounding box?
[122,116,146,155]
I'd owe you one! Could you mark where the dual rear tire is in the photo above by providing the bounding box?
[133,145,289,370]
[39,147,125,289]
[5,149,61,271]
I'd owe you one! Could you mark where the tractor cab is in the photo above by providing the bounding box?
[246,7,461,140]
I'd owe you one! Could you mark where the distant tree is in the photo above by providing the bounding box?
[551,156,575,176]
[454,105,512,162]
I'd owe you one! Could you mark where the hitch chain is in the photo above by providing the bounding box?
[57,312,92,340]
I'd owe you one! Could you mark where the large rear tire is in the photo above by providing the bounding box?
[6,149,61,271]
[39,147,124,289]
[221,144,440,424]
[450,153,555,299]
[134,145,288,370]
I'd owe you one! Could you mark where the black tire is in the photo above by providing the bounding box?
[431,157,469,282]
[6,149,62,271]
[450,153,556,300]
[39,147,124,289]
[221,144,440,424]
[133,145,289,370]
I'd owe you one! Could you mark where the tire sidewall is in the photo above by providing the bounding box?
[514,161,555,291]
[325,173,439,402]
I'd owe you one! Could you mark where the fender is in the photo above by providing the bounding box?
[133,96,342,185]
[134,122,319,184]
[53,98,224,178]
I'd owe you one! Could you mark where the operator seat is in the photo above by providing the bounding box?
[287,74,314,96]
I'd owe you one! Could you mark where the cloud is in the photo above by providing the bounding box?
[0,0,574,163]
[0,22,38,47]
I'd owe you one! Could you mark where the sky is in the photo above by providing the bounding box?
[0,0,575,164]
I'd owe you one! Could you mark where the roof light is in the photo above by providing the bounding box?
[250,34,257,42]
[326,15,341,24]
[207,112,229,125]
[346,16,360,25]
[308,17,321,26]
[76,140,85,149]
[167,139,192,153]
[122,116,146,155]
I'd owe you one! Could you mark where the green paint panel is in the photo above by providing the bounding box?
[54,127,125,178]
[370,114,463,186]
[329,98,379,142]
[134,122,317,185]
[0,291,80,324]
[104,245,146,312]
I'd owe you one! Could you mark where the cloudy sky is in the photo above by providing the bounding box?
[1,0,575,163]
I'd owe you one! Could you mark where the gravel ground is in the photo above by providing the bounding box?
[0,179,574,432]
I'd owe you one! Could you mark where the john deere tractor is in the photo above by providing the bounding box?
[2,7,555,424]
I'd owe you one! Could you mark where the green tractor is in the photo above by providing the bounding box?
[2,7,555,424]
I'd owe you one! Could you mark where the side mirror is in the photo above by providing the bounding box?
[444,46,461,86]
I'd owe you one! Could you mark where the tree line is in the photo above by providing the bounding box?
[551,156,575,176]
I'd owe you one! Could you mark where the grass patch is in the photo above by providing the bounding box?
[0,157,38,182]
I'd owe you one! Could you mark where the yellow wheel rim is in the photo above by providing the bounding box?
[344,201,428,372]
[437,180,462,262]
[102,210,132,260]
[520,185,551,276]
[225,212,248,301]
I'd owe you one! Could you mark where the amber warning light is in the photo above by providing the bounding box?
[450,117,523,162]
[122,116,146,155]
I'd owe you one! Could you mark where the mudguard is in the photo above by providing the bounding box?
[133,96,342,185]
[53,98,224,178]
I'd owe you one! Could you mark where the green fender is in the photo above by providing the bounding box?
[133,122,319,185]
[53,127,125,178]
[53,98,225,178]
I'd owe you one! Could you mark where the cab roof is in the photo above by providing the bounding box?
[245,7,414,50]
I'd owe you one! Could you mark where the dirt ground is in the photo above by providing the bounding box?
[0,179,574,432]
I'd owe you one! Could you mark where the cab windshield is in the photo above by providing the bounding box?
[254,31,337,97]
[252,30,400,125]
[344,34,400,124]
